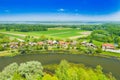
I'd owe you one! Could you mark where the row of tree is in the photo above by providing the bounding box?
[0,24,49,32]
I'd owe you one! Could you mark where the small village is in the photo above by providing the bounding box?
[1,38,120,55]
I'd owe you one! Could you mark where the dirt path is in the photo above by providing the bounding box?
[0,32,25,41]
[0,32,39,41]
[0,32,26,37]
[80,31,92,35]
[48,31,70,36]
[69,31,92,39]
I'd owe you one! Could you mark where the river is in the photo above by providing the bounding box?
[0,54,120,79]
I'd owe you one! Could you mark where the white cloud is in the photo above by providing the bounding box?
[58,8,65,12]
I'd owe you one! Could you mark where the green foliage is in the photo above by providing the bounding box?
[90,30,112,42]
[0,61,43,80]
[0,44,4,51]
[18,61,43,78]
[55,60,115,80]
[0,60,116,80]
[0,33,10,44]
[87,24,120,44]
[42,74,58,80]
[95,47,102,53]
[12,73,25,80]
[0,63,18,80]
[55,60,70,80]
[0,24,48,32]
[114,36,120,44]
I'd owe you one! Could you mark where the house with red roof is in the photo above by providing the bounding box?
[37,42,44,45]
[102,43,115,50]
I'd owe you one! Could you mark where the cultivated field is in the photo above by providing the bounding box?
[0,28,92,39]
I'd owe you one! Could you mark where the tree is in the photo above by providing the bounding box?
[0,44,4,51]
[0,63,18,80]
[96,47,102,54]
[107,72,116,80]
[55,60,70,80]
[42,74,58,80]
[12,73,24,80]
[89,39,93,43]
[18,61,43,78]
[67,67,79,80]
[95,65,109,80]
[85,47,96,54]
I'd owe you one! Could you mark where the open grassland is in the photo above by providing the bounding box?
[0,28,91,39]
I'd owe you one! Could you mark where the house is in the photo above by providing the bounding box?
[2,43,8,48]
[53,40,58,44]
[59,41,66,45]
[29,42,37,46]
[10,42,19,49]
[71,41,77,46]
[37,42,44,46]
[81,41,96,48]
[47,40,53,45]
[59,41,69,48]
[102,43,115,50]
[81,41,87,45]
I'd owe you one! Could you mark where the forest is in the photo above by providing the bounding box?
[0,24,48,32]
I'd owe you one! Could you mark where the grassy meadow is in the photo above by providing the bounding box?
[0,28,91,39]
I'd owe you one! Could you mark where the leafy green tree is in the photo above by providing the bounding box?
[18,61,43,78]
[87,69,98,80]
[107,72,116,80]
[12,73,24,80]
[77,68,90,80]
[89,39,93,43]
[95,65,109,80]
[0,44,4,51]
[0,63,18,80]
[55,60,70,80]
[85,47,96,54]
[96,47,102,54]
[67,67,79,80]
[117,43,120,48]
[42,74,58,80]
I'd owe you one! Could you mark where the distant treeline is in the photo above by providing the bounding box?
[0,24,52,32]
[79,24,120,36]
[0,24,120,35]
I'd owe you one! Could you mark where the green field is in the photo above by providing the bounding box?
[0,28,91,39]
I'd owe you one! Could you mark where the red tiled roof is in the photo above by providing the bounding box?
[102,43,114,47]
[38,42,44,45]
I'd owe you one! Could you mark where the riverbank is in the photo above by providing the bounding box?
[1,50,120,60]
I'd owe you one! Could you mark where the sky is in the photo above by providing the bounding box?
[0,0,120,21]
